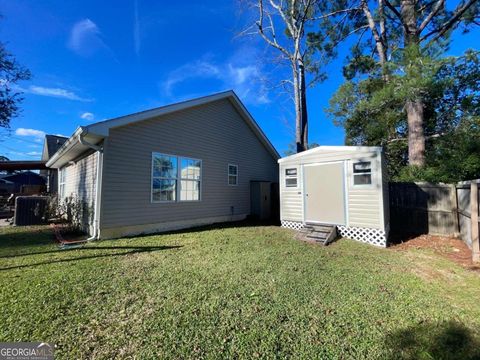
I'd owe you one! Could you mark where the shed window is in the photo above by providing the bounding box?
[152,153,177,202]
[228,164,238,186]
[353,161,372,185]
[58,167,66,198]
[285,168,298,188]
[180,158,201,201]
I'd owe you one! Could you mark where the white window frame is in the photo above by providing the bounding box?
[151,152,202,203]
[352,161,373,187]
[179,157,202,202]
[58,167,66,199]
[228,164,238,186]
[284,167,298,188]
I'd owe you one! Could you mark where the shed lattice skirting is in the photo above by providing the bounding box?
[281,221,387,247]
[337,226,387,247]
[281,220,305,231]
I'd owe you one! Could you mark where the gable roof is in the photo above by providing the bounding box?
[47,90,279,168]
[42,135,68,160]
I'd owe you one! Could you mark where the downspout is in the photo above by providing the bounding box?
[77,132,103,241]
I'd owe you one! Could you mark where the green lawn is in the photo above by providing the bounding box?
[1,224,480,359]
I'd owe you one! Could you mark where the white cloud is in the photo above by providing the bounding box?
[26,151,42,156]
[161,52,270,106]
[68,18,112,57]
[23,85,92,102]
[15,128,46,139]
[80,112,95,121]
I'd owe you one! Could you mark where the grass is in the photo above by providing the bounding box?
[1,223,480,359]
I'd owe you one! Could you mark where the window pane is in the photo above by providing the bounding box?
[152,178,176,201]
[153,154,177,178]
[228,165,237,176]
[180,180,200,201]
[353,174,372,185]
[353,162,371,174]
[228,175,237,185]
[285,168,297,176]
[181,158,201,180]
[286,178,297,187]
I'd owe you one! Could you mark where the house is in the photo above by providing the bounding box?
[46,91,279,239]
[40,135,68,193]
[278,146,390,247]
[1,171,46,193]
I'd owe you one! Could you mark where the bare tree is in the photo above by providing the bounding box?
[243,0,318,153]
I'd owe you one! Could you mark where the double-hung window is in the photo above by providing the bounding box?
[228,164,238,186]
[353,161,372,185]
[152,153,202,202]
[58,167,66,198]
[285,168,298,188]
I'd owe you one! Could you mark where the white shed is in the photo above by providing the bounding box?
[278,146,390,247]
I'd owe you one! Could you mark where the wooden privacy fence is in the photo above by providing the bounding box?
[389,181,479,261]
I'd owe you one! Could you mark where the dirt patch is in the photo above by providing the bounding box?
[391,234,480,272]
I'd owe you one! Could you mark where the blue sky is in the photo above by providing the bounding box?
[0,0,478,159]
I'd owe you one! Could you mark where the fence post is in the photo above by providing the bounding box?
[450,184,460,236]
[471,182,479,262]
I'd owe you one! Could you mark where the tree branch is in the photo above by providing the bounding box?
[418,0,445,33]
[421,0,479,41]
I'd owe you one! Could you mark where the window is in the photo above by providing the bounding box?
[152,153,177,202]
[228,164,238,186]
[285,168,298,187]
[58,167,66,198]
[180,158,201,201]
[353,161,372,185]
[152,153,202,202]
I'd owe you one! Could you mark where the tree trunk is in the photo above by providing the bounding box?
[401,0,426,166]
[299,59,308,151]
[293,58,308,153]
[406,99,425,166]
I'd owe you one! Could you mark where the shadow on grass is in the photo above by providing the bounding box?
[121,219,280,240]
[386,321,480,360]
[0,245,183,271]
[0,227,54,248]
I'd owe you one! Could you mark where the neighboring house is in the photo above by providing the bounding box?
[46,91,279,238]
[1,171,46,193]
[278,146,390,247]
[40,135,68,193]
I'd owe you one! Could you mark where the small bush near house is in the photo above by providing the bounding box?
[46,195,93,235]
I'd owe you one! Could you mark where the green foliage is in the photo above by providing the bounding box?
[1,225,480,358]
[47,195,93,233]
[328,49,480,182]
[0,42,30,128]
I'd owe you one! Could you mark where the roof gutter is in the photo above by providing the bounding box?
[45,127,84,168]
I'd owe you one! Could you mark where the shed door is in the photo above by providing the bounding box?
[304,162,346,225]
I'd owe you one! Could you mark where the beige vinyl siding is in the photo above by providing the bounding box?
[99,98,278,230]
[59,150,98,234]
[345,154,383,229]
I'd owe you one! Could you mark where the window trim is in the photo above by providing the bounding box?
[228,164,238,186]
[352,161,373,187]
[284,167,298,188]
[151,152,203,203]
